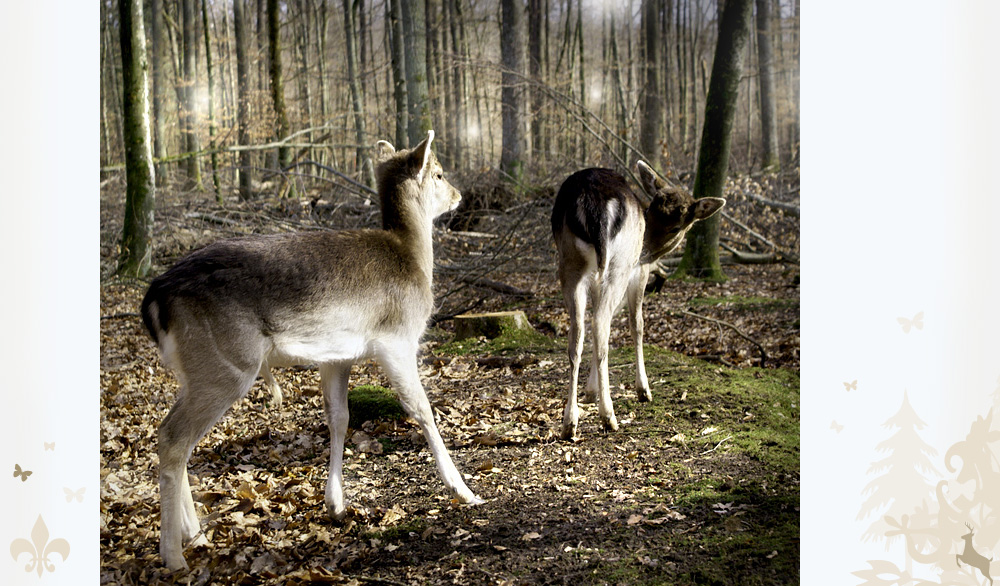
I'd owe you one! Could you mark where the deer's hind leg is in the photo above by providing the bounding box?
[561,275,588,439]
[157,326,263,570]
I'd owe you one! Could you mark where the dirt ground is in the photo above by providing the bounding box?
[100,171,799,585]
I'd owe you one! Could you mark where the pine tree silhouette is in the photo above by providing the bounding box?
[858,391,941,549]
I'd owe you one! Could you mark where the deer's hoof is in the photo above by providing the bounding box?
[636,387,652,402]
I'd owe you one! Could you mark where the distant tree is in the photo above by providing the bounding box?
[117,0,156,277]
[640,0,663,169]
[180,0,203,188]
[756,0,779,171]
[401,0,431,146]
[233,0,253,199]
[150,0,166,184]
[201,0,222,200]
[343,0,374,187]
[675,0,753,280]
[389,0,409,148]
[267,0,293,195]
[500,0,527,181]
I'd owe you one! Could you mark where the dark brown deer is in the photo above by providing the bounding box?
[958,523,993,586]
[551,161,725,439]
[141,131,483,570]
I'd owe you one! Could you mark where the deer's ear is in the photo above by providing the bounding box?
[636,160,666,194]
[413,130,435,183]
[374,140,396,163]
[693,197,726,220]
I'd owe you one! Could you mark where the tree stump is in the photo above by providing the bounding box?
[453,311,534,341]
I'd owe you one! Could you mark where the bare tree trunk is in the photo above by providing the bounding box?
[640,0,662,169]
[500,0,527,181]
[343,0,374,187]
[151,0,167,184]
[755,0,779,170]
[181,0,203,188]
[389,0,409,148]
[527,0,543,161]
[267,0,293,196]
[675,0,754,280]
[117,0,156,277]
[202,0,222,200]
[401,0,431,146]
[234,0,253,199]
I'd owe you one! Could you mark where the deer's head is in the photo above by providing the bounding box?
[635,160,725,262]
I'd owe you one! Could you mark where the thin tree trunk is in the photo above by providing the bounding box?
[202,0,222,200]
[500,0,526,181]
[675,0,754,280]
[755,0,779,170]
[151,0,167,183]
[234,0,253,198]
[527,0,542,160]
[343,0,374,187]
[401,0,430,146]
[389,0,409,148]
[641,0,662,169]
[118,0,156,277]
[181,0,203,188]
[268,0,294,196]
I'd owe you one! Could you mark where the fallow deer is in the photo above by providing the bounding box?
[551,161,725,439]
[141,131,483,570]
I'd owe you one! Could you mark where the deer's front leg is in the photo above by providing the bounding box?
[627,267,652,402]
[320,363,351,521]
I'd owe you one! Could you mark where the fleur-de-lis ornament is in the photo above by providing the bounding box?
[9,515,70,577]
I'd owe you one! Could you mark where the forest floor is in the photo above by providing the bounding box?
[99,168,800,585]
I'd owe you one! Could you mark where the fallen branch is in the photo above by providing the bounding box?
[184,212,242,227]
[458,275,534,298]
[721,212,800,264]
[675,309,768,365]
[743,190,799,217]
[101,312,141,320]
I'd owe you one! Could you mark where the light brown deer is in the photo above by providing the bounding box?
[141,131,483,570]
[551,161,725,439]
[958,523,993,586]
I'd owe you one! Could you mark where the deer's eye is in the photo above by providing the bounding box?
[436,173,444,180]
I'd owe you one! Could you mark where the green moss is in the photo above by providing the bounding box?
[348,385,406,428]
[437,325,559,356]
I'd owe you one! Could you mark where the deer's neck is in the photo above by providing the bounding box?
[383,201,436,286]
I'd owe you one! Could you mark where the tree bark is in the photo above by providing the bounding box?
[234,0,253,199]
[675,0,754,280]
[181,0,203,188]
[150,0,166,183]
[401,0,431,146]
[267,0,293,195]
[500,0,527,181]
[755,0,779,171]
[117,0,156,277]
[202,0,222,200]
[527,0,543,159]
[389,0,409,148]
[343,0,374,187]
[640,0,662,169]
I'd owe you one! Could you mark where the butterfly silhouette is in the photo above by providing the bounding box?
[830,421,844,433]
[897,311,924,333]
[64,487,85,503]
[843,380,858,391]
[13,464,32,482]
[44,442,55,451]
